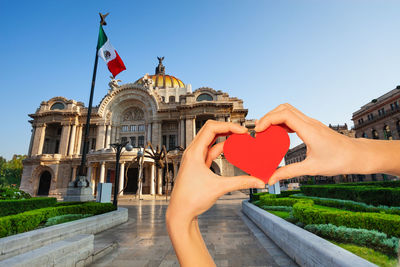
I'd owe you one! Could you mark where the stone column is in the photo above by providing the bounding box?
[110,126,116,143]
[119,162,125,196]
[216,115,227,143]
[157,167,163,195]
[150,163,156,195]
[99,162,106,183]
[75,125,83,155]
[71,166,78,182]
[173,162,179,181]
[115,126,120,142]
[86,165,92,182]
[68,124,77,156]
[27,126,36,156]
[31,123,46,155]
[185,115,196,147]
[178,118,184,148]
[96,124,106,150]
[59,123,71,155]
[105,125,111,149]
[151,121,162,148]
[146,123,152,143]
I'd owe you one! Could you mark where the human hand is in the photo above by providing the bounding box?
[167,120,265,223]
[254,103,368,185]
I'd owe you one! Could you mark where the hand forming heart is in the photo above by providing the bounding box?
[223,125,290,184]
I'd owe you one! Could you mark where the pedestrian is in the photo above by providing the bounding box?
[166,103,400,266]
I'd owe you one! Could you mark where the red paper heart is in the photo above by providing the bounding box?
[223,125,290,183]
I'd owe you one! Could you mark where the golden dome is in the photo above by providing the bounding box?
[135,74,185,88]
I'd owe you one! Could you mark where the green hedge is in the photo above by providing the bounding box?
[278,190,301,198]
[45,214,93,226]
[290,194,400,215]
[252,192,269,201]
[293,201,400,238]
[300,185,400,206]
[0,197,57,217]
[260,205,293,212]
[0,202,116,238]
[333,181,400,188]
[304,224,399,257]
[259,195,308,207]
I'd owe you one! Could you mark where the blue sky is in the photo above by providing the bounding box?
[1,0,400,160]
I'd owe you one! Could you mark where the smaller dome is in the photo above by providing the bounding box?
[135,74,185,89]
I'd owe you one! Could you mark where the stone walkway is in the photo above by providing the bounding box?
[90,191,297,267]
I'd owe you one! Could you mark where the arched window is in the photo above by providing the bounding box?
[169,96,175,103]
[50,102,65,110]
[371,129,379,139]
[196,93,213,102]
[161,96,165,102]
[383,125,392,140]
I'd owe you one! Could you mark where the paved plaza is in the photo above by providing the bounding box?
[90,191,297,267]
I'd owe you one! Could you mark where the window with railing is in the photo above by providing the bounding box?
[378,108,385,116]
[367,114,374,121]
[383,125,392,140]
[138,136,144,147]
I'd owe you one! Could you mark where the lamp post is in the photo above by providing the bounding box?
[111,141,133,206]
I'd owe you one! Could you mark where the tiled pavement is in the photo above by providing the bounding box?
[90,191,297,267]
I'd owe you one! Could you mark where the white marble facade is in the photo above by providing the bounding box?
[20,59,252,198]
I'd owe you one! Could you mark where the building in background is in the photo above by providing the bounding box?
[284,124,356,184]
[351,85,400,181]
[20,58,252,198]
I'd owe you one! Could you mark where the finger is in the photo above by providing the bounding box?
[254,109,307,136]
[268,161,309,185]
[218,175,265,194]
[205,142,224,167]
[194,120,247,149]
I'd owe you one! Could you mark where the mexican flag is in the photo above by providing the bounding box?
[97,26,126,77]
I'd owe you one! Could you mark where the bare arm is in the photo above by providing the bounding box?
[253,103,400,185]
[166,121,265,267]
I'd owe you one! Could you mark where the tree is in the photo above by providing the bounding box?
[0,155,27,186]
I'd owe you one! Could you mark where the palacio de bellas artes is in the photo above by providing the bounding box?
[20,57,252,199]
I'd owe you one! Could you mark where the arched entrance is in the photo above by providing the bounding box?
[125,168,139,194]
[37,171,51,196]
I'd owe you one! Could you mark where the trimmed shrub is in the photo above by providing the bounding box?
[0,197,57,217]
[55,201,85,207]
[278,190,301,198]
[0,186,31,200]
[260,205,293,212]
[259,195,309,207]
[0,202,116,238]
[290,194,400,215]
[304,224,399,257]
[252,192,269,201]
[300,185,400,206]
[45,214,93,226]
[293,202,400,238]
[334,181,400,188]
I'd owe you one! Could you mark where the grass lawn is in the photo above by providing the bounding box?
[330,241,398,267]
[265,210,291,219]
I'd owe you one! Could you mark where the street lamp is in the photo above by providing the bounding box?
[110,141,133,206]
[164,145,184,201]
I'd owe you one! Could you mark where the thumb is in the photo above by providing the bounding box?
[268,161,308,186]
[219,175,265,194]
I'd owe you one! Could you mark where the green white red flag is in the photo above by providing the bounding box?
[97,25,126,77]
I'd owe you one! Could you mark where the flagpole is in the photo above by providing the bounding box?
[77,12,109,182]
